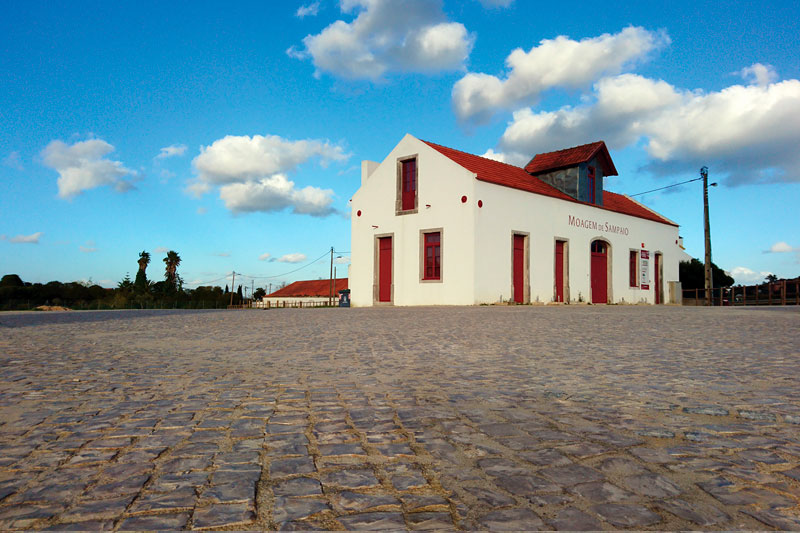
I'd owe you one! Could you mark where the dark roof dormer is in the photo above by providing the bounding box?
[523,141,617,205]
[524,141,618,176]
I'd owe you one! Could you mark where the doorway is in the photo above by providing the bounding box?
[591,240,609,304]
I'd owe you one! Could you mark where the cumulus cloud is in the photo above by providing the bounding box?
[218,174,337,216]
[259,253,271,261]
[495,73,800,185]
[291,0,474,80]
[156,144,188,159]
[277,253,307,263]
[768,241,793,253]
[3,151,24,170]
[477,0,513,7]
[453,26,669,122]
[153,246,169,253]
[731,266,774,285]
[739,63,777,86]
[80,241,97,253]
[7,232,42,244]
[190,134,347,216]
[41,139,136,198]
[335,256,350,264]
[296,2,320,17]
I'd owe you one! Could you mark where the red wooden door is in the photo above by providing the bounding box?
[555,240,565,302]
[513,235,525,303]
[378,237,392,302]
[591,241,607,304]
[654,253,662,304]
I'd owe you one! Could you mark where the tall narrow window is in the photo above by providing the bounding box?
[587,166,596,204]
[401,158,416,211]
[629,250,638,287]
[423,232,441,280]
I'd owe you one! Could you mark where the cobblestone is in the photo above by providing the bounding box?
[0,306,798,530]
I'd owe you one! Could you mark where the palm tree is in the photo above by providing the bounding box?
[163,250,182,289]
[134,251,151,294]
[137,250,151,272]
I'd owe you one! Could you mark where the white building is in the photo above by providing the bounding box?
[350,134,682,307]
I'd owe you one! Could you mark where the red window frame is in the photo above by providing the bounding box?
[587,165,596,204]
[401,158,416,211]
[629,250,638,287]
[423,232,441,280]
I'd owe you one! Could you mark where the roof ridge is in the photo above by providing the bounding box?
[421,140,525,172]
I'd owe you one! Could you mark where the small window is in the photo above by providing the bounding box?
[423,232,441,280]
[587,166,596,204]
[401,158,416,211]
[591,240,606,254]
[629,250,638,287]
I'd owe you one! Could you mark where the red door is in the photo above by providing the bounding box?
[654,253,662,304]
[513,235,525,303]
[378,237,392,302]
[555,240,565,302]
[591,241,608,304]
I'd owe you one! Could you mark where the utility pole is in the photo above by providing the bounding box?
[251,279,254,308]
[701,166,713,307]
[230,271,236,307]
[329,246,334,306]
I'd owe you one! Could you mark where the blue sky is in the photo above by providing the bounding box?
[2,0,799,290]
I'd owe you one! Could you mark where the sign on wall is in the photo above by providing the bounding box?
[640,250,650,290]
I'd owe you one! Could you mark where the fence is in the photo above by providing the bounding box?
[683,280,800,306]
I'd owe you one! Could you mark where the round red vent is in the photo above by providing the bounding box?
[357,210,362,217]
[478,200,483,208]
[461,195,467,203]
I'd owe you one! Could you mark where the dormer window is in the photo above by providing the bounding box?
[396,156,418,214]
[588,165,596,204]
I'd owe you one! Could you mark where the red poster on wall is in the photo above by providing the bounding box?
[640,250,650,290]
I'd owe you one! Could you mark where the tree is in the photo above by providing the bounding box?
[135,251,150,294]
[765,274,778,283]
[117,273,133,293]
[253,287,266,300]
[163,250,182,292]
[237,285,243,301]
[679,259,734,289]
[0,274,24,288]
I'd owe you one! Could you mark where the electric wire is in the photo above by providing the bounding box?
[629,176,703,197]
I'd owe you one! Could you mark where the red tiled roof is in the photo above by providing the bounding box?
[267,278,348,297]
[524,141,618,176]
[422,140,675,227]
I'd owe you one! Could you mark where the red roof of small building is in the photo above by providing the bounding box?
[524,141,618,176]
[267,278,348,298]
[422,140,675,227]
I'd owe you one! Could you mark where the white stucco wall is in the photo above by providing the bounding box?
[350,134,681,306]
[350,134,477,307]
[473,180,680,304]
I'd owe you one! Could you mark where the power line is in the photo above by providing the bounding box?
[238,249,332,280]
[629,176,703,197]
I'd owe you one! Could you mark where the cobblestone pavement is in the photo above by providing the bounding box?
[0,306,799,531]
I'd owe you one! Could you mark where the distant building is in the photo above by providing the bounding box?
[350,134,682,306]
[259,278,348,307]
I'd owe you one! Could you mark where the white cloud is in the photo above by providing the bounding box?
[156,144,188,159]
[8,232,42,244]
[41,139,136,198]
[293,0,474,80]
[259,253,271,261]
[277,253,307,263]
[335,256,350,264]
[190,134,347,216]
[769,241,793,253]
[196,207,208,215]
[3,151,24,170]
[296,2,320,17]
[480,148,508,163]
[453,26,669,122]
[731,266,773,285]
[477,0,513,7]
[80,241,97,253]
[218,174,337,216]
[212,251,231,257]
[739,63,778,87]
[193,134,346,185]
[153,246,169,253]
[495,73,800,184]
